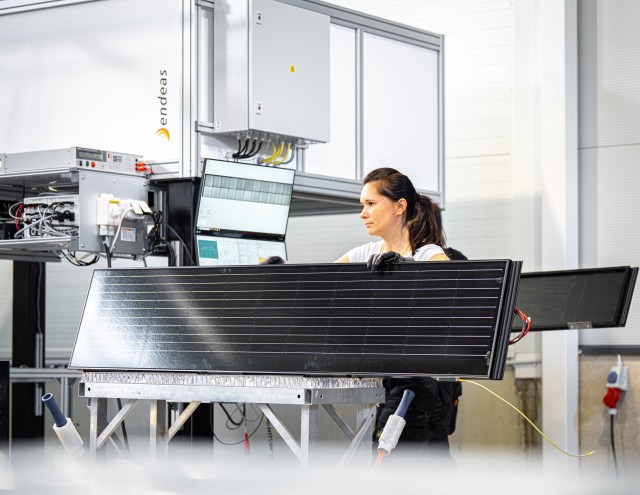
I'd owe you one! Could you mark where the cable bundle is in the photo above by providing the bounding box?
[231,138,296,166]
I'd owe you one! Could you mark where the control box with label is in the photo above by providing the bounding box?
[0,147,144,176]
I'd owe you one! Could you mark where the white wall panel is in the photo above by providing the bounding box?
[362,33,440,192]
[0,0,181,164]
[579,0,640,149]
[578,1,640,347]
[324,0,513,258]
[304,24,357,179]
[579,145,640,346]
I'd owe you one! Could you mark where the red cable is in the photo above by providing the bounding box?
[243,432,250,456]
[373,451,386,469]
[15,204,23,230]
[509,307,530,345]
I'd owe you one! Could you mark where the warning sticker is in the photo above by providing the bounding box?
[120,227,136,242]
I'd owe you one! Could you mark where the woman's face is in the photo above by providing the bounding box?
[359,182,406,238]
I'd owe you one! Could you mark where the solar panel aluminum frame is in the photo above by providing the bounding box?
[69,260,522,380]
[513,266,638,332]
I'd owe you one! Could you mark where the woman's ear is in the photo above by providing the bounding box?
[396,198,407,215]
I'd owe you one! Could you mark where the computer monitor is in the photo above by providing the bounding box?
[196,235,287,266]
[195,159,295,241]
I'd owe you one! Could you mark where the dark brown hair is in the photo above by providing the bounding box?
[363,167,445,254]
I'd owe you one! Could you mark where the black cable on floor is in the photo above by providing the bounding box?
[611,414,619,479]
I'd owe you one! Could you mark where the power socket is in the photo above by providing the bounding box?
[606,356,628,391]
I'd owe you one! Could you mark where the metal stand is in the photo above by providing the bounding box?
[79,372,384,466]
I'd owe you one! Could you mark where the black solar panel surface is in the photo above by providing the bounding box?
[70,261,517,377]
[513,266,638,331]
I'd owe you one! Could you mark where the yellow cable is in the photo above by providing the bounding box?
[263,143,283,164]
[262,143,278,164]
[272,143,284,162]
[458,378,595,458]
[272,144,291,165]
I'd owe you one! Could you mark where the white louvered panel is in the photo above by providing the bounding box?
[442,154,512,260]
[446,117,511,158]
[445,45,510,70]
[444,28,511,51]
[446,64,511,87]
[0,261,12,359]
[579,0,640,148]
[446,97,510,125]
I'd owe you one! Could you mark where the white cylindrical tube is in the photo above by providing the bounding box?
[376,414,406,455]
[53,418,85,458]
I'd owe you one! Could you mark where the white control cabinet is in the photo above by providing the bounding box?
[213,0,330,143]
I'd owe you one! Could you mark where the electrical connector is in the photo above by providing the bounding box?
[376,389,415,457]
[606,354,628,391]
[603,354,628,415]
[42,393,85,458]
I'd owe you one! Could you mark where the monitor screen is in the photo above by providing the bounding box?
[196,159,295,241]
[196,235,287,266]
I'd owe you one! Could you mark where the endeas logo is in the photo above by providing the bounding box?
[157,70,170,140]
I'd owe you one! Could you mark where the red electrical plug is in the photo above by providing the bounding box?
[603,355,628,415]
[603,387,622,413]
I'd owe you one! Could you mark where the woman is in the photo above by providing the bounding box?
[336,167,456,458]
[335,167,449,263]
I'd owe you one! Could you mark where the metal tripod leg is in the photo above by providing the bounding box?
[300,404,319,466]
[88,397,108,460]
[150,400,167,459]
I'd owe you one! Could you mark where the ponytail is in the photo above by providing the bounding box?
[407,194,445,254]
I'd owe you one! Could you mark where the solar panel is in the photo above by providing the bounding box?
[69,260,521,379]
[513,266,638,331]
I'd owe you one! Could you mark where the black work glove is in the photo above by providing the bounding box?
[366,251,413,274]
[260,255,286,265]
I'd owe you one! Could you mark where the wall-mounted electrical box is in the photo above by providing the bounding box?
[213,0,330,143]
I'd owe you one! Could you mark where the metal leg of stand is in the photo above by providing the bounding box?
[322,404,355,440]
[96,399,139,450]
[300,404,319,467]
[150,400,167,459]
[88,397,108,460]
[356,403,376,452]
[59,377,77,419]
[339,404,376,468]
[256,403,301,461]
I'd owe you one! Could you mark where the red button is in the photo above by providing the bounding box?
[91,162,95,167]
